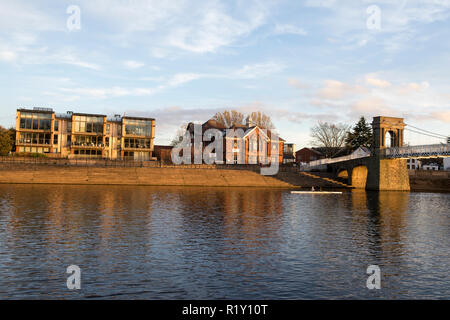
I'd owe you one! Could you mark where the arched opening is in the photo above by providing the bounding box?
[385,130,396,148]
[337,170,348,178]
[337,169,349,184]
[351,166,368,189]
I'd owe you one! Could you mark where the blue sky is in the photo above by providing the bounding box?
[1,0,449,147]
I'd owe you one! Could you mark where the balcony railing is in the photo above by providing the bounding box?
[123,144,151,149]
[16,140,51,145]
[72,142,105,148]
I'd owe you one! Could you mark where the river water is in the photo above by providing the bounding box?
[0,184,448,299]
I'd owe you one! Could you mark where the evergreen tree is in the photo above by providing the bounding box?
[345,117,373,150]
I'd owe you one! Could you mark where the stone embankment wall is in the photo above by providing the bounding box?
[0,163,350,189]
[0,164,289,187]
[3,162,447,191]
[409,170,450,192]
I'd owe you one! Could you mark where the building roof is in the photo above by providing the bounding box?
[296,147,324,156]
[202,119,227,130]
[191,119,285,141]
[17,108,156,122]
[73,112,107,117]
[122,116,155,121]
[17,108,54,114]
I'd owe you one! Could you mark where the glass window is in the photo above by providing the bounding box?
[73,116,104,133]
[54,120,59,131]
[53,135,58,145]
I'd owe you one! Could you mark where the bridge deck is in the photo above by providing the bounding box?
[382,144,450,159]
[305,144,449,169]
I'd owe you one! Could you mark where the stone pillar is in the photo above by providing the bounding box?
[366,153,410,191]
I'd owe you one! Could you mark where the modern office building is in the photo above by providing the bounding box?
[15,108,155,160]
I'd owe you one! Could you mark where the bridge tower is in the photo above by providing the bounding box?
[364,116,410,191]
[371,116,406,149]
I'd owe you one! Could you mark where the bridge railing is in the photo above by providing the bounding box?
[382,144,450,158]
[307,152,371,168]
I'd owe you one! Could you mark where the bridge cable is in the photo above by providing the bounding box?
[406,124,448,138]
[404,128,447,140]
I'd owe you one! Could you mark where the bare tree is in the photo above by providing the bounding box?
[248,111,274,129]
[212,110,245,128]
[310,122,350,157]
[212,110,275,129]
[170,123,188,146]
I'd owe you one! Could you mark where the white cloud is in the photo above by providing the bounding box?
[150,47,168,58]
[0,50,17,62]
[273,24,307,36]
[0,2,62,32]
[288,78,308,90]
[57,54,101,70]
[317,80,367,100]
[53,61,285,100]
[81,0,268,54]
[166,3,266,53]
[365,74,392,88]
[350,97,398,117]
[167,73,202,86]
[304,0,450,52]
[232,62,285,79]
[124,60,145,69]
[395,81,430,95]
[0,35,102,70]
[296,74,450,125]
[304,0,336,8]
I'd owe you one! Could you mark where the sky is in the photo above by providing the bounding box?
[1,0,449,148]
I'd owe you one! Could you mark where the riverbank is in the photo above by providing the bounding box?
[409,170,450,192]
[0,163,350,189]
[0,164,448,191]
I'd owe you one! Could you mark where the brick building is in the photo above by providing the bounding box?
[184,118,284,164]
[154,145,173,163]
[295,147,325,165]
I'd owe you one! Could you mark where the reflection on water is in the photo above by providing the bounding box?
[0,185,448,299]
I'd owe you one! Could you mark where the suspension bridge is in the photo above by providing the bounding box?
[305,116,449,191]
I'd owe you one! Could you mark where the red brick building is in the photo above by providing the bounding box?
[154,145,173,163]
[185,119,284,165]
[295,147,325,165]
